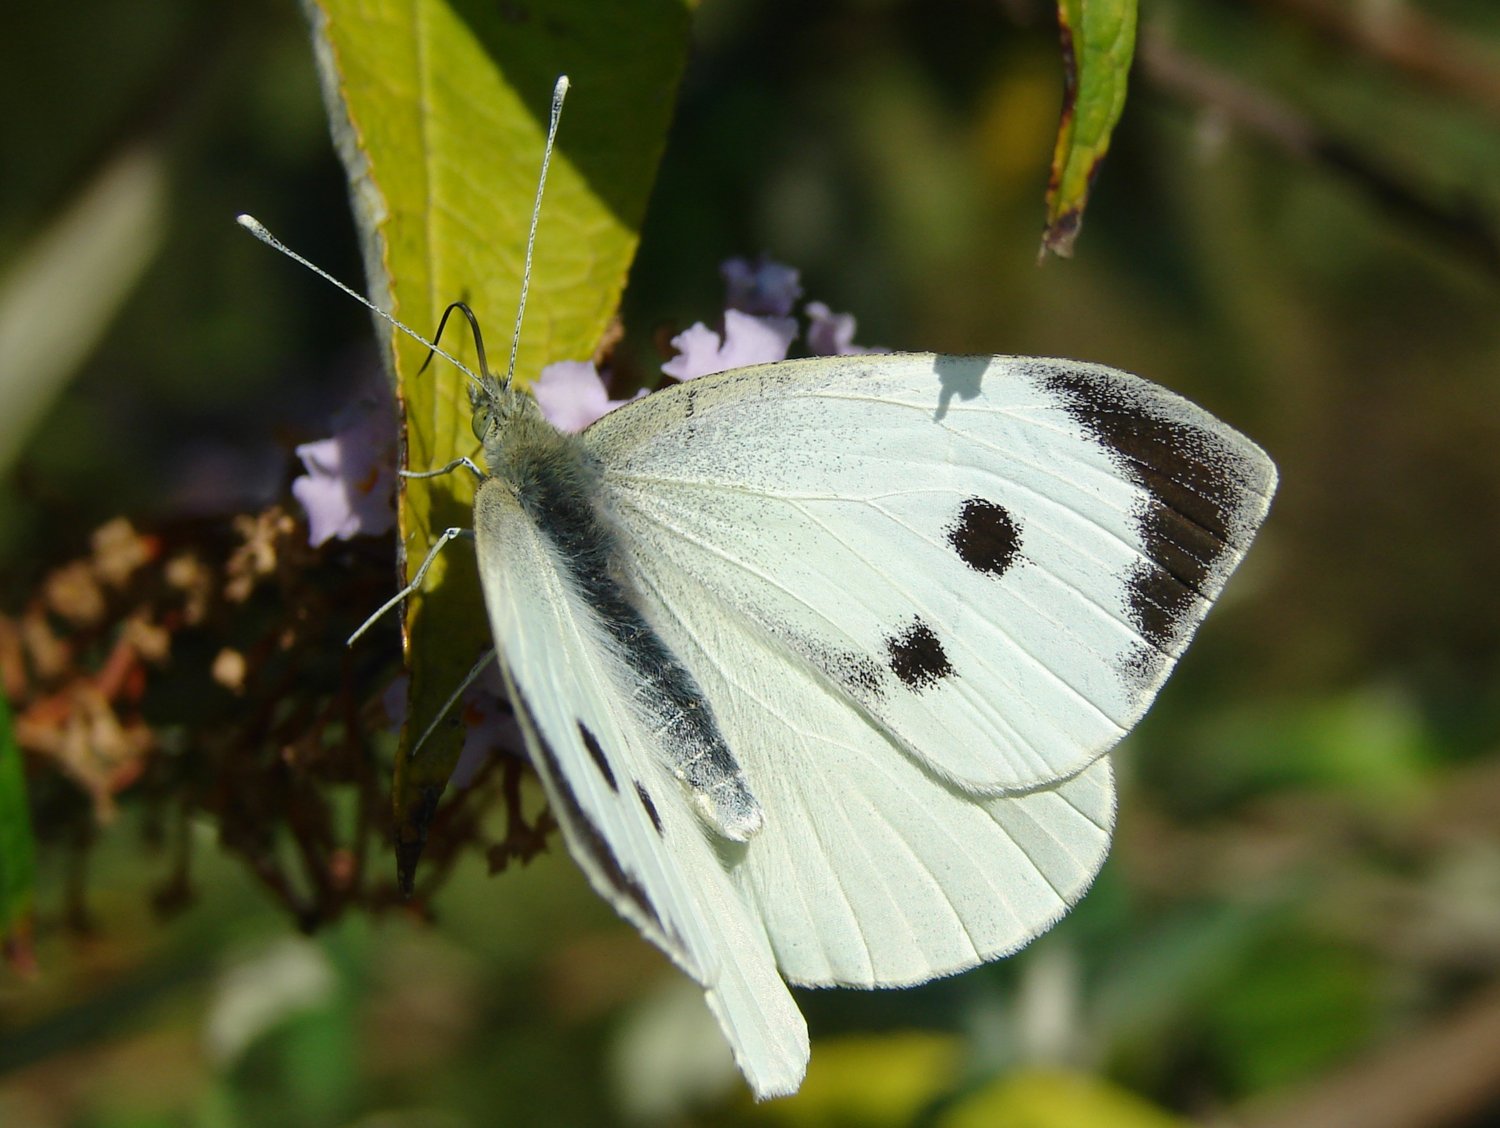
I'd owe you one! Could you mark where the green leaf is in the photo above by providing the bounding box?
[303,0,692,887]
[1041,0,1138,258]
[0,691,36,972]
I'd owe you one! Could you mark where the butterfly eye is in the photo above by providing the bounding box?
[471,405,491,442]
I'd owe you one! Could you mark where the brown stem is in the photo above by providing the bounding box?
[1249,0,1500,123]
[1136,29,1500,281]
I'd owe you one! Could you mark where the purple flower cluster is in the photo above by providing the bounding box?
[541,255,883,432]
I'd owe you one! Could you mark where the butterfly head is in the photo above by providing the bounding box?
[468,369,563,481]
[470,373,537,437]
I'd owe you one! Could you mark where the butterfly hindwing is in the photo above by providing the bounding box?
[600,523,1118,985]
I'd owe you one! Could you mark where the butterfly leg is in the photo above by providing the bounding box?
[346,526,475,644]
[408,647,499,756]
[362,456,481,639]
[400,458,484,481]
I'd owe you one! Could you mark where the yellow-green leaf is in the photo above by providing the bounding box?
[1041,0,1137,258]
[303,0,692,886]
[763,1031,963,1127]
[940,1068,1190,1128]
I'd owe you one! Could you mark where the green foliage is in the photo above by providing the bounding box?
[1149,686,1438,817]
[762,1031,963,1126]
[1207,934,1378,1093]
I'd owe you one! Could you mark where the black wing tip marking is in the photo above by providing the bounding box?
[885,617,954,691]
[1033,362,1275,541]
[1035,363,1275,659]
[947,497,1023,578]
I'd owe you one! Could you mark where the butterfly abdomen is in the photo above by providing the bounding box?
[495,424,765,842]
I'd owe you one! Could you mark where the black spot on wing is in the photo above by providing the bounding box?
[578,722,618,793]
[634,782,664,836]
[519,701,664,936]
[885,618,954,691]
[1037,365,1264,653]
[946,497,1022,577]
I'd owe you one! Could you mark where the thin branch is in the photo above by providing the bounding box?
[1136,29,1500,282]
[1249,0,1500,123]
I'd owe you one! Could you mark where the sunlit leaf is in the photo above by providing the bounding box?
[940,1068,1189,1128]
[765,1031,962,1126]
[303,0,692,886]
[1041,0,1137,258]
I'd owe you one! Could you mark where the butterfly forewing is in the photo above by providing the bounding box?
[585,354,1276,794]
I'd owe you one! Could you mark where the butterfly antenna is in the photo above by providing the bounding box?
[419,301,490,380]
[235,214,483,388]
[505,75,569,389]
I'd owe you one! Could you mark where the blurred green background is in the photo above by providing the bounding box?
[5,0,1500,1125]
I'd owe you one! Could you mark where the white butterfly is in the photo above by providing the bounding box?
[241,77,1276,1100]
[474,348,1273,1096]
